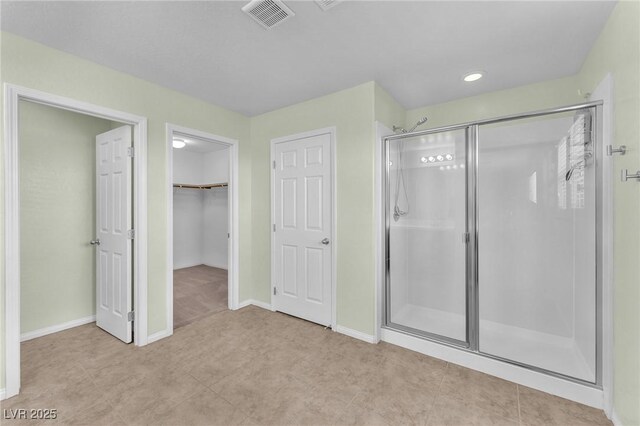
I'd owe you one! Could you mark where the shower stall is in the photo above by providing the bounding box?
[383,102,602,385]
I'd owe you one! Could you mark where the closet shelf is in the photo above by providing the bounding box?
[173,183,228,189]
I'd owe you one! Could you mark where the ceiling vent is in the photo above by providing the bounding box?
[315,0,343,11]
[242,0,295,30]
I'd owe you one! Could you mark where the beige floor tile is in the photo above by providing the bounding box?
[209,364,295,415]
[428,393,518,426]
[145,389,248,426]
[518,386,612,426]
[337,403,395,426]
[439,364,519,420]
[11,305,610,426]
[351,376,438,425]
[248,378,348,425]
[106,369,207,423]
[63,399,126,425]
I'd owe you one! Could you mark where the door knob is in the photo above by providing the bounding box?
[321,238,330,245]
[90,239,101,246]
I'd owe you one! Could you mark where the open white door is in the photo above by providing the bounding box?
[94,126,133,343]
[272,131,333,326]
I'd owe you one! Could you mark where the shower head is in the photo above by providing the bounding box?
[407,116,428,133]
[392,116,428,135]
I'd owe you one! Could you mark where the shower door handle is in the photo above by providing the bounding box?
[321,238,330,245]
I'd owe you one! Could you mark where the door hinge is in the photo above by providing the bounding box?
[273,286,277,296]
[273,160,276,169]
[128,229,135,239]
[273,224,276,232]
[463,232,470,243]
[127,146,135,157]
[127,311,135,321]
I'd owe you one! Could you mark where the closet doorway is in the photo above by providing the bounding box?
[166,124,239,332]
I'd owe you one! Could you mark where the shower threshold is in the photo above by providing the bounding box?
[391,304,594,382]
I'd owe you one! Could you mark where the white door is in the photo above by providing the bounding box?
[94,126,133,343]
[273,132,333,326]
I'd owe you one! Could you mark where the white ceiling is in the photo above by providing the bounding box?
[1,1,616,116]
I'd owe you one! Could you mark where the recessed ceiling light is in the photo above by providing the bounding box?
[173,139,186,149]
[463,72,484,82]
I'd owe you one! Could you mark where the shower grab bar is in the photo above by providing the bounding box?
[621,169,640,182]
[607,145,626,156]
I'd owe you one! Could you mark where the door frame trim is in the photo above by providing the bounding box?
[3,83,149,399]
[165,123,240,336]
[270,127,337,329]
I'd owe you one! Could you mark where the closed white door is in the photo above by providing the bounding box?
[95,126,133,343]
[273,132,332,326]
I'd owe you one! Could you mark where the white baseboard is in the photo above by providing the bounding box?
[173,262,204,270]
[20,315,96,342]
[610,409,623,426]
[382,328,603,409]
[174,262,228,271]
[335,325,378,344]
[147,329,173,344]
[237,299,274,311]
[203,262,228,270]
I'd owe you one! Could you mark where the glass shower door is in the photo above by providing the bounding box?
[386,128,469,344]
[477,109,597,382]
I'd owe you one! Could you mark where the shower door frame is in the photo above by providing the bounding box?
[382,100,604,388]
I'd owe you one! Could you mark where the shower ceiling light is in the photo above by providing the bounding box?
[173,139,186,149]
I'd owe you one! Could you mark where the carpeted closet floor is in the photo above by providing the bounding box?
[173,265,228,329]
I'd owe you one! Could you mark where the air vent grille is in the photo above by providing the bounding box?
[315,0,343,11]
[242,0,295,29]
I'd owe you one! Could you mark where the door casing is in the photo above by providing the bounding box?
[3,83,149,399]
[165,123,241,337]
[270,127,337,329]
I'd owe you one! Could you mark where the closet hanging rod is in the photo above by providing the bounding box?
[173,183,228,190]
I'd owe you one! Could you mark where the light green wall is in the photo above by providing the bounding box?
[405,74,583,129]
[0,32,253,388]
[19,101,112,333]
[374,83,406,130]
[250,82,377,334]
[578,1,640,424]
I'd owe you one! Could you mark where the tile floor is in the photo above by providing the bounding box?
[2,306,611,425]
[173,265,228,329]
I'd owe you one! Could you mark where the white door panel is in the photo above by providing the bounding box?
[273,133,332,326]
[96,126,132,343]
